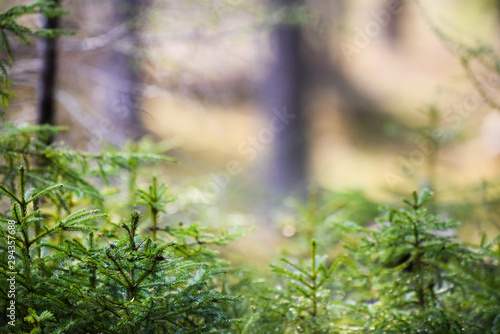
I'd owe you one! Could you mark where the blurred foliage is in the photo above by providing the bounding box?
[1,1,500,333]
[241,190,500,333]
[0,0,73,116]
[275,189,379,257]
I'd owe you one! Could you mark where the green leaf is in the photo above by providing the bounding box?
[417,188,433,206]
[27,184,63,203]
[59,209,106,227]
[11,202,22,222]
[0,184,21,203]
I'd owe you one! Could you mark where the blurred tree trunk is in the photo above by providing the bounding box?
[37,0,60,144]
[384,0,405,45]
[262,0,308,200]
[303,0,408,147]
[97,0,146,146]
[259,0,403,203]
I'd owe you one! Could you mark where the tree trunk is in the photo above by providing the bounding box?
[37,0,60,144]
[384,0,405,45]
[262,0,308,201]
[97,0,146,146]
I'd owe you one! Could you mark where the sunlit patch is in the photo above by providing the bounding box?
[282,225,296,237]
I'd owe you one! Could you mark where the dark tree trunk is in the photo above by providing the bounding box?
[37,0,60,144]
[262,0,308,200]
[384,0,405,45]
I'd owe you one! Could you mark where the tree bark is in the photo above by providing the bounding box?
[262,0,308,200]
[97,0,147,146]
[384,0,405,45]
[37,0,60,144]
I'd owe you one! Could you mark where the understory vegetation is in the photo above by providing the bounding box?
[1,1,500,333]
[1,124,499,333]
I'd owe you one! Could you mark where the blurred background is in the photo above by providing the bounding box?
[5,0,500,265]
